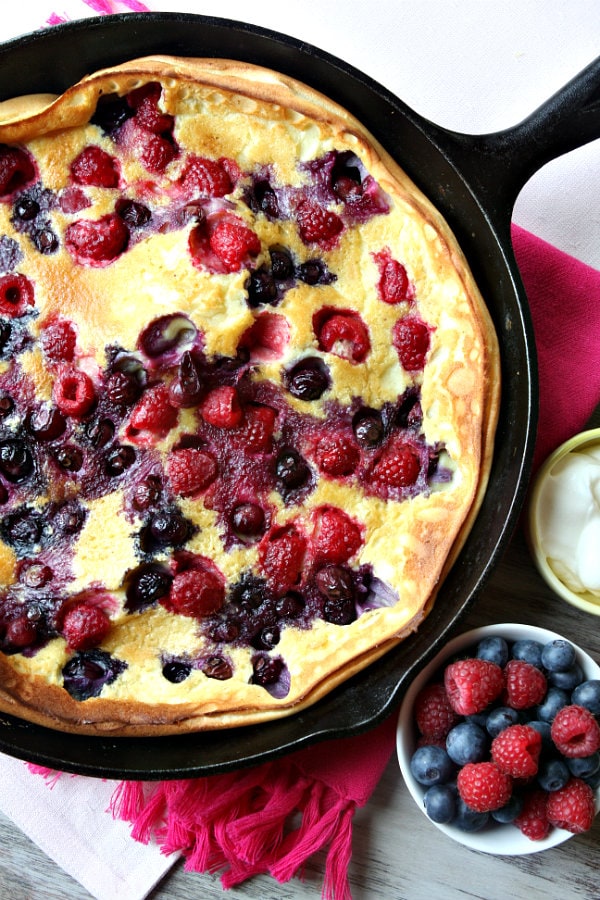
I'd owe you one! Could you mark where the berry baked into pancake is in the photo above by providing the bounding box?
[0,57,500,735]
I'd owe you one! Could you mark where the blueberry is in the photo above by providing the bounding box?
[251,625,281,650]
[247,267,277,306]
[167,351,203,407]
[315,565,354,601]
[53,444,83,472]
[547,663,584,691]
[284,358,330,401]
[27,405,67,442]
[511,638,544,668]
[231,503,265,541]
[491,793,524,824]
[145,507,193,549]
[353,409,384,448]
[423,784,457,824]
[0,438,34,482]
[536,686,570,722]
[91,93,134,134]
[162,660,191,683]
[1,506,45,554]
[125,563,172,612]
[465,712,488,729]
[115,199,151,227]
[297,259,335,285]
[537,757,570,792]
[323,597,356,625]
[527,719,553,752]
[105,444,136,476]
[250,653,284,687]
[485,706,520,738]
[270,248,294,280]
[274,447,311,491]
[452,797,490,832]
[446,722,489,766]
[62,649,126,700]
[476,636,509,667]
[275,592,305,618]
[583,768,600,790]
[571,680,600,715]
[409,745,456,786]
[567,753,600,780]
[201,655,233,680]
[541,639,576,673]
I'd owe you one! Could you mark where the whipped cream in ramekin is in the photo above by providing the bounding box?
[536,445,600,596]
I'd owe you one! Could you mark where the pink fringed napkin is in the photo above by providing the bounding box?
[511,224,600,469]
[22,225,600,900]
[107,714,397,898]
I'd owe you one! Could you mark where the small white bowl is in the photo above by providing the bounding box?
[396,623,600,855]
[528,428,600,616]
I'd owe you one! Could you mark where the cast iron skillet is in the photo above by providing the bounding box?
[0,13,598,778]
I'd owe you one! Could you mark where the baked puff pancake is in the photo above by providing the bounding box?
[0,56,500,735]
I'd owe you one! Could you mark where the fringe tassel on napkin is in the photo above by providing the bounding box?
[105,760,356,900]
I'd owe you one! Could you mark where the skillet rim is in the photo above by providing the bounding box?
[0,11,536,777]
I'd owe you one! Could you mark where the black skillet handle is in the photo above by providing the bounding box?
[437,54,600,233]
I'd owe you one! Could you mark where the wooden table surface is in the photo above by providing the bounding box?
[0,522,598,900]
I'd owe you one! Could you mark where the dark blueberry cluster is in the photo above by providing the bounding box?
[11,182,60,255]
[246,245,336,309]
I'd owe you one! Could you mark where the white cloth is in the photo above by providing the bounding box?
[0,754,173,900]
[0,2,598,899]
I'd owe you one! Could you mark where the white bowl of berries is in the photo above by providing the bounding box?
[396,624,600,854]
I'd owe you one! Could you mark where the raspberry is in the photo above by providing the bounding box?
[164,565,225,618]
[0,144,35,196]
[167,447,218,496]
[209,219,261,272]
[315,309,370,363]
[372,439,421,489]
[313,430,360,477]
[138,133,178,173]
[238,313,290,360]
[106,371,142,406]
[232,404,276,453]
[444,658,504,715]
[414,682,460,741]
[0,273,35,318]
[296,200,343,246]
[40,317,77,363]
[258,523,307,595]
[373,248,411,304]
[65,213,129,264]
[52,366,96,417]
[504,658,547,709]
[491,723,542,778]
[129,83,174,135]
[61,602,111,651]
[457,762,513,813]
[551,704,600,758]
[177,155,233,197]
[201,385,243,428]
[546,777,596,833]
[392,316,431,371]
[513,788,550,841]
[70,145,120,188]
[128,384,178,440]
[311,505,363,565]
